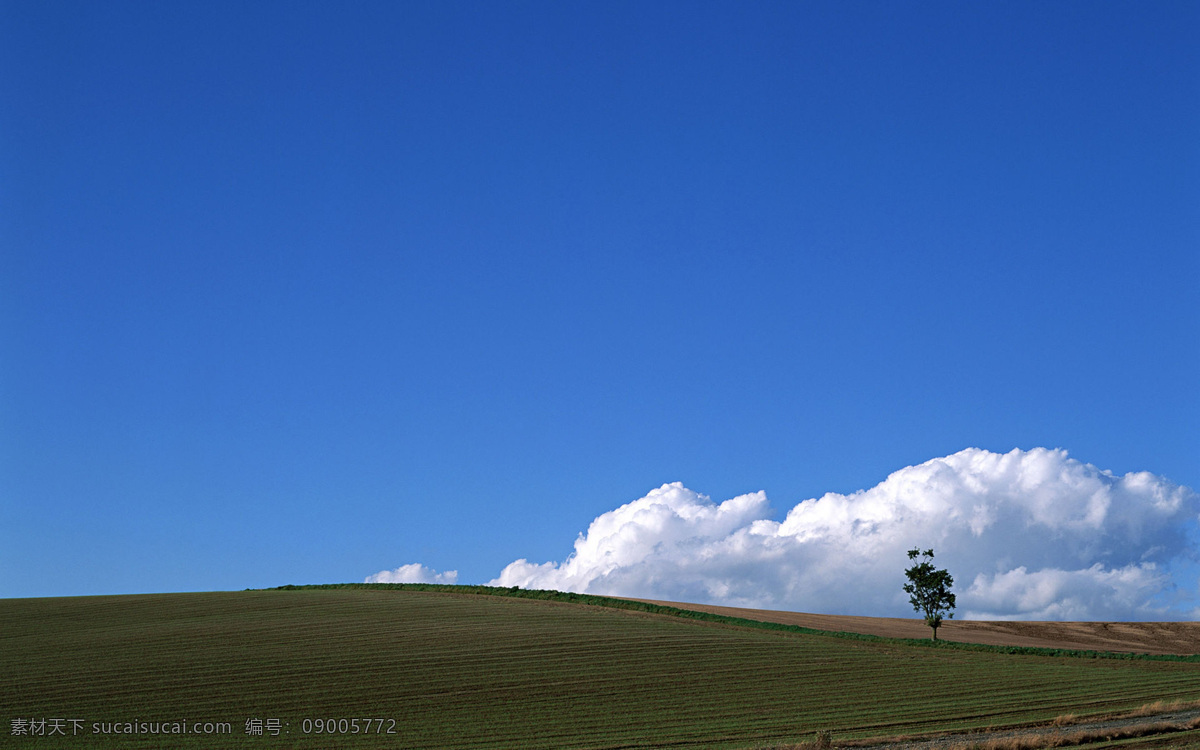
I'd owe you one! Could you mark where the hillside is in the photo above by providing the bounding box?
[4,586,1200,749]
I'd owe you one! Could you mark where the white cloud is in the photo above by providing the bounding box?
[486,448,1199,620]
[963,563,1169,621]
[366,563,458,585]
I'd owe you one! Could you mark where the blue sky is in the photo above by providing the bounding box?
[2,2,1197,610]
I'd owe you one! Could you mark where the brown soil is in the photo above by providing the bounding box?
[626,598,1200,655]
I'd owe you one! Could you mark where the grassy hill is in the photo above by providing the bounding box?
[4,584,1200,749]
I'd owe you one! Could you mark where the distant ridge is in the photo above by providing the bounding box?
[271,583,1200,659]
[623,597,1200,657]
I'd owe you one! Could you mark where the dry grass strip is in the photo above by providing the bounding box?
[923,714,1200,750]
[769,700,1200,749]
[1046,698,1200,728]
[941,716,1200,749]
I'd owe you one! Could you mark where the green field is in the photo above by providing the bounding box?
[4,585,1200,749]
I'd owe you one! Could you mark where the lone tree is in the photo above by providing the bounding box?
[903,547,956,641]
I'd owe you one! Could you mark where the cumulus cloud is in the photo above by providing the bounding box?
[366,563,458,585]
[487,448,1198,620]
[963,563,1169,621]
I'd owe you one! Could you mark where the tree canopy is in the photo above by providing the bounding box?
[903,547,956,641]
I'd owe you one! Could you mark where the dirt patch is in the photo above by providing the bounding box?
[625,598,1200,655]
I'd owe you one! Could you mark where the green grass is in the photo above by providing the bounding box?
[3,585,1200,749]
